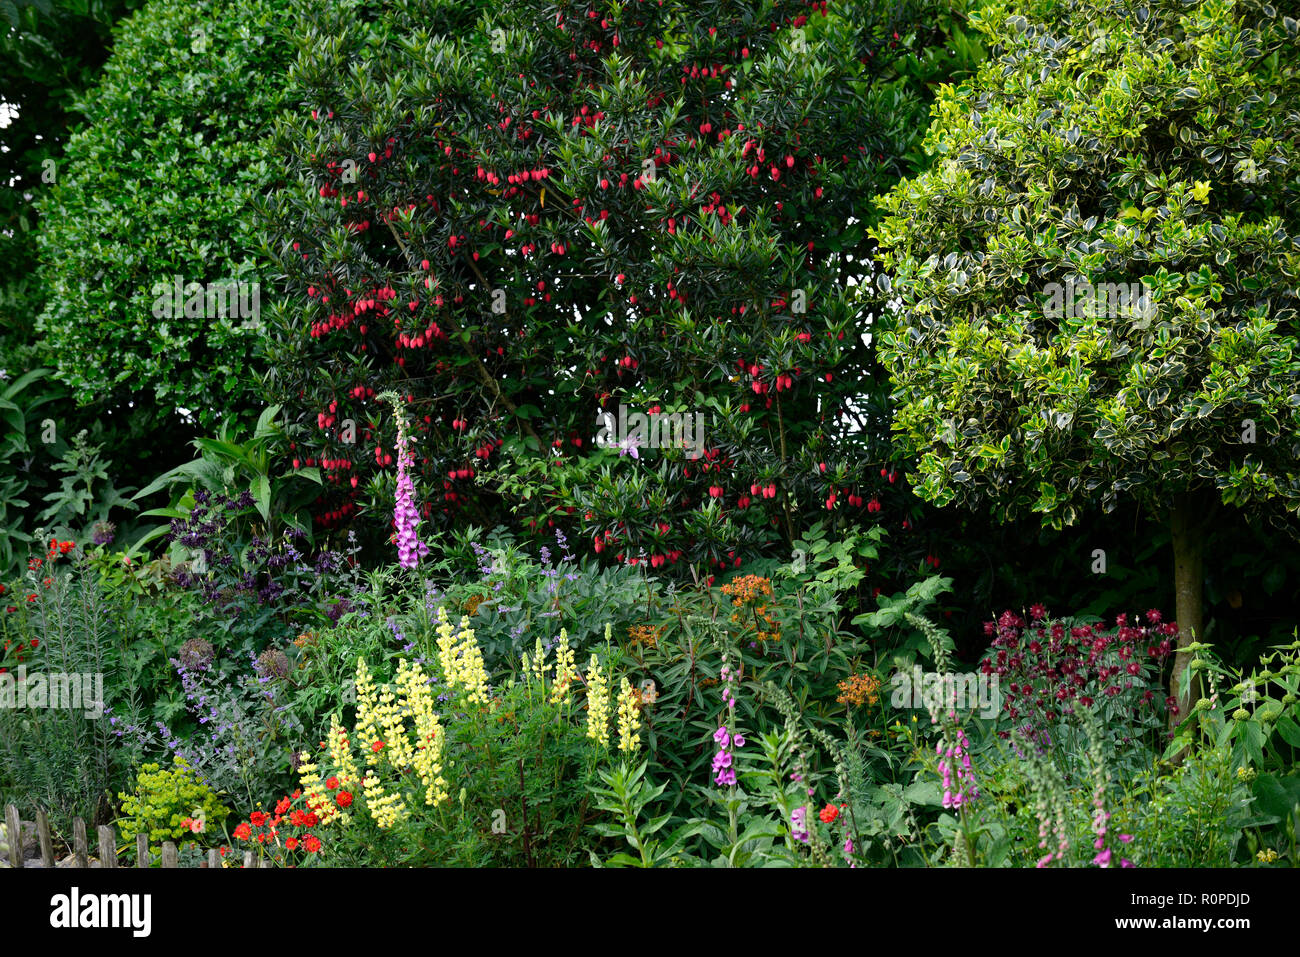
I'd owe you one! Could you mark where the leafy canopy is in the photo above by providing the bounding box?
[872,0,1300,530]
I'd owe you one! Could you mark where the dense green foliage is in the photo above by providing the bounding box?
[1,0,140,361]
[872,0,1300,527]
[34,0,297,426]
[258,0,982,569]
[1,0,1297,874]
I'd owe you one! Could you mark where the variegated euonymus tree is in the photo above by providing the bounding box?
[870,0,1300,720]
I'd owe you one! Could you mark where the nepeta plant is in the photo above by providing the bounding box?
[107,652,306,812]
[164,489,360,656]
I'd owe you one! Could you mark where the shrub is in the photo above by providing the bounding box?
[258,0,981,568]
[34,0,298,426]
[871,0,1300,713]
[117,759,231,854]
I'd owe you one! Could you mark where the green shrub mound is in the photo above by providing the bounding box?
[35,0,298,428]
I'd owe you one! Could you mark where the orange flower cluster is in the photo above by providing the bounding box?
[721,574,773,605]
[293,631,317,670]
[836,672,882,709]
[720,575,780,644]
[627,624,662,649]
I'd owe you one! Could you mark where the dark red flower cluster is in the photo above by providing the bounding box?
[980,607,1178,742]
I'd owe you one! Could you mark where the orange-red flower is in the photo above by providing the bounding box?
[336,791,353,808]
[233,822,252,841]
[819,803,839,824]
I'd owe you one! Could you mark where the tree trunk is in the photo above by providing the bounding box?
[1168,492,1206,728]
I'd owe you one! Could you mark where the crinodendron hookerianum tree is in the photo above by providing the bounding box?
[255,0,984,576]
[871,0,1300,720]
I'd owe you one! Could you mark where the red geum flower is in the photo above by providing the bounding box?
[285,837,299,851]
[325,776,340,790]
[819,803,839,824]
[233,822,252,841]
[336,791,353,808]
[303,835,322,853]
[249,811,268,827]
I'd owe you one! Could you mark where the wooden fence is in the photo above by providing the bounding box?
[4,804,270,868]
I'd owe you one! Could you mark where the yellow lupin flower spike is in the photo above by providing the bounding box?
[551,629,577,704]
[585,653,611,748]
[617,677,642,753]
[456,616,491,706]
[354,658,385,768]
[529,637,548,688]
[397,659,449,806]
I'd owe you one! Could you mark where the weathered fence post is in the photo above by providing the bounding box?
[97,825,116,868]
[72,817,88,868]
[4,804,21,869]
[208,848,220,868]
[35,809,55,867]
[137,833,149,867]
[161,842,178,868]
